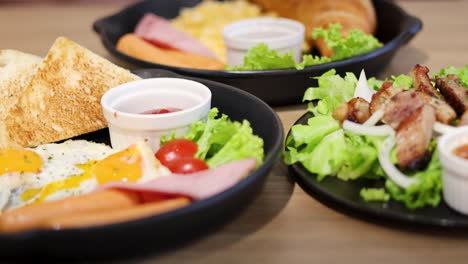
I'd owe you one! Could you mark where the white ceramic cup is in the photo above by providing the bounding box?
[101,78,211,152]
[223,17,305,67]
[438,127,468,215]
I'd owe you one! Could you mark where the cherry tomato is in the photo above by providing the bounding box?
[165,157,209,174]
[156,139,198,166]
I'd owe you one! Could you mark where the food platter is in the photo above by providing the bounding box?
[0,69,283,260]
[93,0,422,106]
[287,112,468,228]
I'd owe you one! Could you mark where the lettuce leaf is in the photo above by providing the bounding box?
[360,188,390,202]
[226,43,296,71]
[303,69,357,115]
[312,23,383,61]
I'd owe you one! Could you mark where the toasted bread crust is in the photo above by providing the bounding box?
[0,37,140,148]
[0,50,42,121]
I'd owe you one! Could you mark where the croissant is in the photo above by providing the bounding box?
[250,0,377,56]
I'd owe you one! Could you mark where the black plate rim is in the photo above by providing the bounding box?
[92,0,423,78]
[287,111,468,228]
[0,70,284,241]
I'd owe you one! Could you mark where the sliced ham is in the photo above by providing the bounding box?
[135,13,217,59]
[98,159,257,201]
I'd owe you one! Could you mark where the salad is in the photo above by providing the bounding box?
[284,65,468,209]
[227,23,383,71]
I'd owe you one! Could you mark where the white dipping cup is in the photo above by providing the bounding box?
[101,78,211,152]
[438,127,468,215]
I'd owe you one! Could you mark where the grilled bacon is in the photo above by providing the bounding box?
[396,104,436,170]
[382,91,425,129]
[418,92,457,124]
[410,64,442,99]
[435,75,468,116]
[369,82,403,114]
[333,97,371,124]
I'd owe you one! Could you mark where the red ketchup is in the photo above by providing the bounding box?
[140,107,181,115]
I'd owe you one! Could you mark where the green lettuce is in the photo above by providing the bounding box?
[391,74,413,89]
[312,23,383,61]
[360,188,390,202]
[226,43,296,71]
[385,143,442,209]
[436,65,468,87]
[303,69,357,115]
[162,108,264,168]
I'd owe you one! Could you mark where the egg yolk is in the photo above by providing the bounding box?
[21,161,97,203]
[0,149,42,175]
[92,145,143,185]
[20,145,144,204]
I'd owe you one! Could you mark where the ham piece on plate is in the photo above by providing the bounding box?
[135,13,217,59]
[99,159,257,201]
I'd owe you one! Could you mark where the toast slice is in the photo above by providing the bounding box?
[0,50,42,121]
[0,37,141,148]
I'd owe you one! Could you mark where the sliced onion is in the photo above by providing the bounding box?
[343,120,395,137]
[363,109,384,127]
[433,121,457,135]
[353,70,375,102]
[378,136,419,189]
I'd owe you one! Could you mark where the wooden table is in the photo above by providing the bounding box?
[1,1,468,263]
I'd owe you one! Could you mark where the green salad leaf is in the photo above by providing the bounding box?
[226,43,296,71]
[436,65,468,87]
[391,74,413,90]
[303,69,357,116]
[312,23,383,61]
[227,23,382,71]
[360,188,390,202]
[162,108,264,168]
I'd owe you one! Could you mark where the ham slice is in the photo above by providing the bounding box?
[98,159,257,201]
[135,13,217,59]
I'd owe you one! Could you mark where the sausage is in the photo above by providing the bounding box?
[116,34,225,70]
[0,190,141,233]
[46,197,190,230]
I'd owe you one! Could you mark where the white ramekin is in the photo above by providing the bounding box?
[223,17,305,67]
[438,126,468,215]
[101,78,211,152]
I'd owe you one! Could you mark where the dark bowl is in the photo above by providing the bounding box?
[93,0,422,106]
[0,69,283,261]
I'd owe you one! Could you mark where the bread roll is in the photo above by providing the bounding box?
[250,0,377,56]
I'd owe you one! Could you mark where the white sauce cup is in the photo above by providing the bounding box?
[438,127,468,215]
[101,78,211,152]
[223,17,305,67]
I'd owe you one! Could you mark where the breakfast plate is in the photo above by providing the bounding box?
[93,0,422,105]
[0,69,283,260]
[288,112,468,228]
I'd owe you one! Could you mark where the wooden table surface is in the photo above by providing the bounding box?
[1,1,468,263]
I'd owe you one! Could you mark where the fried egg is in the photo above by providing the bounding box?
[1,140,170,212]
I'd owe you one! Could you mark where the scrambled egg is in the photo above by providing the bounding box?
[171,0,276,62]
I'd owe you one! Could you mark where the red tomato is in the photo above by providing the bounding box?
[156,139,198,166]
[165,157,209,174]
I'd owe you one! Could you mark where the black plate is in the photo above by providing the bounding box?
[93,0,422,106]
[287,112,468,228]
[0,69,283,260]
